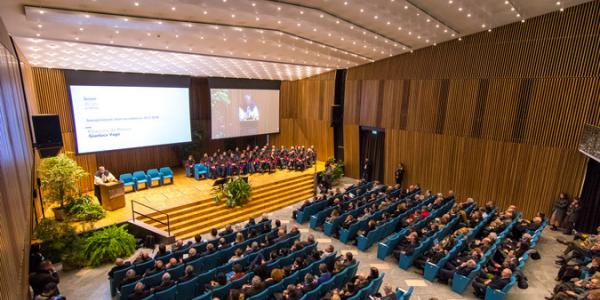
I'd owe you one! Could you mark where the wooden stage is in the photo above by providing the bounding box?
[81,162,324,239]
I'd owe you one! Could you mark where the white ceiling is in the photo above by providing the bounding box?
[0,0,591,80]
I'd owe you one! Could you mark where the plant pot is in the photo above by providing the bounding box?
[52,207,66,221]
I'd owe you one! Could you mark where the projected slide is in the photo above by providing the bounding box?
[211,89,279,139]
[70,86,191,153]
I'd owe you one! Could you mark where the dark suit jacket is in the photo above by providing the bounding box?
[488,277,511,290]
[29,270,60,296]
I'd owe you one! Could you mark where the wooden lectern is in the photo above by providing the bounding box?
[100,182,125,211]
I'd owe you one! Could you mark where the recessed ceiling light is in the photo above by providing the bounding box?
[124,18,129,21]
[203,10,208,14]
[75,37,79,40]
[110,40,114,44]
[350,25,354,29]
[297,23,301,26]
[360,8,364,13]
[85,14,90,18]
[344,1,348,5]
[277,20,281,24]
[458,7,463,11]
[115,30,120,34]
[404,5,408,9]
[556,1,561,5]
[300,10,304,14]
[559,7,564,12]
[336,20,340,24]
[256,17,260,21]
[313,28,317,31]
[449,0,453,3]
[252,2,256,6]
[171,6,176,11]
[80,27,84,31]
[231,14,235,18]
[175,34,179,38]
[467,14,471,17]
[134,2,139,7]
[36,33,40,37]
[320,14,324,18]
[521,19,526,22]
[146,32,151,36]
[277,6,281,10]
[481,24,486,28]
[39,10,45,14]
[37,24,42,28]
[458,37,462,41]
[374,15,378,19]
[397,26,402,30]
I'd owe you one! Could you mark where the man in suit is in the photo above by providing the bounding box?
[362,158,372,182]
[395,163,405,186]
[93,165,117,205]
[472,268,512,298]
[108,258,131,278]
[241,276,265,297]
[438,259,477,283]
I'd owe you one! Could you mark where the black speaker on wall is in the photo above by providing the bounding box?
[32,114,63,158]
[331,104,343,127]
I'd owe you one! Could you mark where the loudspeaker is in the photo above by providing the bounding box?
[32,115,63,158]
[331,104,342,126]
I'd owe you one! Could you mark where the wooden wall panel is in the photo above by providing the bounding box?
[271,71,336,161]
[0,34,34,300]
[342,1,599,218]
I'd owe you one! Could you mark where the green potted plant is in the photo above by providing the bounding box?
[32,219,86,269]
[213,176,252,208]
[66,194,106,222]
[39,153,87,221]
[82,225,136,266]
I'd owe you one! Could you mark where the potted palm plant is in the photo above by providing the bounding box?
[39,153,87,221]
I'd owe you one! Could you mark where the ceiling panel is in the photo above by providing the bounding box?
[0,0,591,80]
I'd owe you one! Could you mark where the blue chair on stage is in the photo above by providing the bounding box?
[194,163,209,180]
[155,285,177,300]
[160,167,174,184]
[133,171,150,190]
[119,173,136,192]
[147,169,163,187]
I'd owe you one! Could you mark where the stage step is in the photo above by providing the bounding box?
[135,173,315,240]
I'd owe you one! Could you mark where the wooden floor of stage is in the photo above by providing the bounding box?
[74,162,324,233]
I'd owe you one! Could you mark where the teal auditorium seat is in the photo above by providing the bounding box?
[147,168,163,187]
[110,265,133,296]
[395,286,414,300]
[119,280,138,300]
[133,171,150,190]
[134,260,155,275]
[142,270,166,288]
[160,167,174,184]
[167,264,185,279]
[176,276,200,300]
[191,291,212,300]
[155,285,177,300]
[194,163,209,180]
[119,173,136,192]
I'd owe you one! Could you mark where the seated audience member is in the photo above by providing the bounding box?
[128,282,151,300]
[209,228,219,239]
[317,263,332,285]
[109,258,132,278]
[144,260,165,276]
[152,272,175,292]
[171,239,189,253]
[191,234,204,248]
[178,265,196,283]
[166,257,180,269]
[133,252,152,264]
[393,231,419,259]
[472,268,512,298]
[438,259,477,283]
[230,263,246,281]
[220,224,234,237]
[414,243,447,270]
[154,244,170,259]
[34,282,64,300]
[29,260,60,297]
[182,248,198,264]
[121,269,140,288]
[282,284,303,300]
[241,276,266,297]
[298,273,317,293]
[547,273,600,300]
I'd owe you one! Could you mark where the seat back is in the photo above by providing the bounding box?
[134,260,155,275]
[155,285,177,300]
[119,173,134,183]
[142,270,166,288]
[160,167,174,176]
[133,171,148,181]
[167,264,185,279]
[177,276,199,300]
[147,169,161,179]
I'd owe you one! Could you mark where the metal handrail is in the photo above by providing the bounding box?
[131,200,171,235]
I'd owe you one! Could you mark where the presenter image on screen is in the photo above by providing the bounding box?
[238,94,260,122]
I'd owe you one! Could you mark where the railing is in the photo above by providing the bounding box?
[131,200,171,236]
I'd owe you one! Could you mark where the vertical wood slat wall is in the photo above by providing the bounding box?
[341,2,599,218]
[270,71,336,161]
[0,41,34,300]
